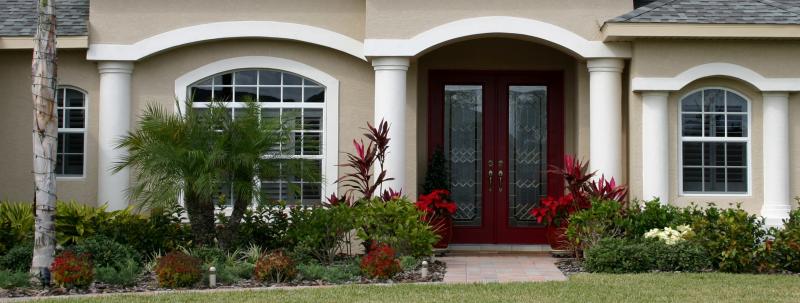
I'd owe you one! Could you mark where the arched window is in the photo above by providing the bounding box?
[188,69,326,205]
[56,87,87,177]
[679,88,750,194]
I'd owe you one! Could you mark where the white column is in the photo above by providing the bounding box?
[372,57,410,191]
[97,61,134,210]
[587,58,625,181]
[641,91,670,204]
[762,92,791,227]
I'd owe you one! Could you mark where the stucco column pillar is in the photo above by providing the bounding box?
[97,61,134,210]
[372,57,410,192]
[762,92,791,227]
[641,91,670,204]
[587,58,625,181]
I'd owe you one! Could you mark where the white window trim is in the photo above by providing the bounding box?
[677,87,752,197]
[56,85,89,181]
[174,56,340,202]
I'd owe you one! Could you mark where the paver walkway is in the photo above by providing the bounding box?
[440,253,568,283]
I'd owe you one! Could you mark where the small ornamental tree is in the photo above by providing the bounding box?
[333,120,394,204]
[422,147,449,194]
[50,250,94,289]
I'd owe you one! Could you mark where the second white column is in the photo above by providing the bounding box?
[372,57,410,191]
[587,58,625,181]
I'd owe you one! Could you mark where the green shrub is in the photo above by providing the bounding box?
[254,250,296,283]
[70,235,142,269]
[566,199,625,252]
[223,202,291,251]
[98,205,191,257]
[0,202,34,254]
[689,203,765,273]
[185,246,226,265]
[155,251,202,288]
[622,199,693,238]
[769,206,800,272]
[399,256,417,272]
[56,201,114,246]
[0,270,30,289]
[95,260,141,287]
[297,260,360,283]
[287,205,357,264]
[0,241,33,272]
[584,238,709,273]
[356,197,437,257]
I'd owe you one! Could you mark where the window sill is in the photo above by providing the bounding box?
[56,176,86,181]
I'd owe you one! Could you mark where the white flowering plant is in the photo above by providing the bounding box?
[644,225,694,245]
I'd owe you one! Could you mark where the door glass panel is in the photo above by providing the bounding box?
[508,86,547,227]
[444,85,483,227]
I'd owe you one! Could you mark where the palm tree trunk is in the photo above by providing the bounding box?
[30,0,58,276]
[183,184,217,245]
[220,193,250,250]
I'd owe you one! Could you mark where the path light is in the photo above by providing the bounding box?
[209,266,216,288]
[421,261,429,278]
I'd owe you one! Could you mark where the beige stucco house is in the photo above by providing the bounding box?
[2,0,799,244]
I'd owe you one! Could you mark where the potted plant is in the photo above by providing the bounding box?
[416,189,457,248]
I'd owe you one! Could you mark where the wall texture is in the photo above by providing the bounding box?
[0,50,99,204]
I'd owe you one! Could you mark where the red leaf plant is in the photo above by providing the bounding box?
[50,250,94,289]
[360,242,401,279]
[529,155,628,226]
[334,119,395,206]
[380,188,403,202]
[415,189,457,220]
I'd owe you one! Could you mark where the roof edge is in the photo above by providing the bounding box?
[603,23,800,41]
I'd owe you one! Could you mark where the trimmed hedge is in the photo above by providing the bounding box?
[585,238,710,273]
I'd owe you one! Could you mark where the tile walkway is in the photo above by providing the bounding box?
[439,253,568,283]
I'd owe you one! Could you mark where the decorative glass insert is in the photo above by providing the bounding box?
[444,85,483,227]
[507,86,548,227]
[680,88,749,194]
[189,69,325,206]
[56,87,87,176]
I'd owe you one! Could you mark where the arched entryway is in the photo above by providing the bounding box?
[418,38,581,244]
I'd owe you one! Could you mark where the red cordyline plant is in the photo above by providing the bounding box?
[529,154,629,226]
[332,120,395,206]
[415,189,457,219]
[50,250,94,289]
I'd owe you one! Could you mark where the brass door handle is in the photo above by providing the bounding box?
[498,160,504,192]
[487,160,494,192]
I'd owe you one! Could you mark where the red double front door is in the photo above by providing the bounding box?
[428,70,564,244]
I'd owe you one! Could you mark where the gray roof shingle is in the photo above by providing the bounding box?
[610,0,800,24]
[0,0,89,37]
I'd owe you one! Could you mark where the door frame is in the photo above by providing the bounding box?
[427,70,565,244]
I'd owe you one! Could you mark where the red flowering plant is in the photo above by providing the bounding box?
[415,189,457,220]
[360,242,402,279]
[50,250,94,289]
[529,155,628,226]
[333,120,394,207]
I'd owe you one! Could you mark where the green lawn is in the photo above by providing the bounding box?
[35,273,800,303]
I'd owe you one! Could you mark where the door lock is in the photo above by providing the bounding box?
[498,160,504,192]
[488,160,494,192]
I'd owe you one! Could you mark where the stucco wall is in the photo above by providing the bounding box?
[365,0,631,41]
[88,0,366,44]
[413,38,589,193]
[628,40,800,213]
[130,39,374,197]
[0,50,100,204]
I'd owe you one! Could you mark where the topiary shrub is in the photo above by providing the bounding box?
[70,235,141,269]
[0,241,33,272]
[155,251,202,288]
[584,237,709,273]
[50,250,94,289]
[360,243,401,279]
[254,250,296,283]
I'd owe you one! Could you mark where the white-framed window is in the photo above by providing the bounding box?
[55,87,87,177]
[187,69,326,206]
[679,87,750,195]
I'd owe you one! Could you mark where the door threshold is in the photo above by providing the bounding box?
[447,244,552,253]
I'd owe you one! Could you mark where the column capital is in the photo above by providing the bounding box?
[97,61,134,74]
[371,57,410,71]
[587,58,625,73]
[763,91,790,99]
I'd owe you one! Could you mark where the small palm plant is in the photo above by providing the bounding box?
[114,100,316,248]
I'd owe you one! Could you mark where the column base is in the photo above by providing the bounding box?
[762,204,792,228]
